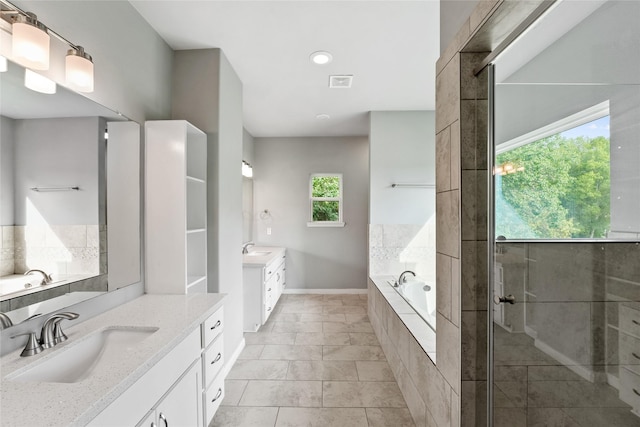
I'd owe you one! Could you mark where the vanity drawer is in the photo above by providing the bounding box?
[203,307,224,348]
[619,332,640,375]
[204,372,225,425]
[620,304,640,338]
[620,367,640,411]
[203,334,224,389]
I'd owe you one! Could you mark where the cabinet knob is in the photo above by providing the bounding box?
[212,388,223,402]
[276,273,280,281]
[268,288,272,292]
[210,320,221,330]
[268,271,272,275]
[211,352,222,364]
[267,306,272,312]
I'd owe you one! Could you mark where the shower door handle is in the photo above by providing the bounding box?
[494,294,516,305]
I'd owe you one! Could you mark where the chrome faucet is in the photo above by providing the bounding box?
[40,312,79,349]
[24,269,53,285]
[242,242,255,254]
[395,270,416,287]
[0,312,13,330]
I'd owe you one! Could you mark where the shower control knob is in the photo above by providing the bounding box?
[494,294,516,305]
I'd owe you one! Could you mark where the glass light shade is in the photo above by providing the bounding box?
[66,48,94,93]
[0,56,7,72]
[12,19,50,70]
[24,69,56,94]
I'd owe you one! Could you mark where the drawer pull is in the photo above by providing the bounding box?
[212,388,223,403]
[268,288,272,292]
[277,273,280,281]
[633,320,640,326]
[634,388,640,397]
[632,352,640,361]
[267,306,272,312]
[211,352,222,364]
[159,413,168,427]
[210,320,221,330]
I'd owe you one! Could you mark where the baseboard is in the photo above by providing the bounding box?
[283,288,367,295]
[222,337,245,378]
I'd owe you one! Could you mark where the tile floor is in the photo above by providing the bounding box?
[211,293,416,427]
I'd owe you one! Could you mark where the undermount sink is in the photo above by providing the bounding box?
[9,326,158,384]
[246,251,271,257]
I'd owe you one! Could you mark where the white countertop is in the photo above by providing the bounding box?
[242,246,285,267]
[0,293,226,426]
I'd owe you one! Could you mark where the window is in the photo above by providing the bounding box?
[495,105,611,239]
[308,174,345,227]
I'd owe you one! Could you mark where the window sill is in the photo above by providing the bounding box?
[306,222,345,228]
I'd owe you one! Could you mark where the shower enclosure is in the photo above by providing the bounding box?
[488,1,640,425]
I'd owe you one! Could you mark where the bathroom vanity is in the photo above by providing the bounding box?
[0,294,226,426]
[242,247,286,331]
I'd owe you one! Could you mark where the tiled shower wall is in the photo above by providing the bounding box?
[1,224,106,277]
[369,222,436,283]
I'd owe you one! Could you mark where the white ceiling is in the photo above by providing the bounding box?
[129,1,440,138]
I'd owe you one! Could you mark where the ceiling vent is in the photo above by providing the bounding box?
[329,75,353,89]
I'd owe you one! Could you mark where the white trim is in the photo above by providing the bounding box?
[221,337,245,379]
[496,100,610,154]
[283,288,367,294]
[306,221,345,228]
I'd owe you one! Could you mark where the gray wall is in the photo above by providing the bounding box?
[172,49,245,361]
[1,116,14,225]
[11,117,102,225]
[369,111,436,224]
[12,0,173,124]
[440,0,479,54]
[254,137,369,290]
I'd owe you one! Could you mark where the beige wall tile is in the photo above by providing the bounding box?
[436,313,461,395]
[451,389,460,427]
[396,363,428,427]
[436,54,461,133]
[437,127,452,193]
[450,121,461,190]
[469,1,500,33]
[452,257,461,327]
[437,253,453,321]
[436,190,460,258]
[437,21,470,76]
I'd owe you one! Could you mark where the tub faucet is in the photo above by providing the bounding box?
[24,269,53,285]
[242,242,255,254]
[395,270,416,287]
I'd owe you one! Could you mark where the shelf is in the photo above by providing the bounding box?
[187,276,207,288]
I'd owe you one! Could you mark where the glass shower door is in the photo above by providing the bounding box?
[489,1,640,425]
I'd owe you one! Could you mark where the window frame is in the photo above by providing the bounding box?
[307,173,345,227]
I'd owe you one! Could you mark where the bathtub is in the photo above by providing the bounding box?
[0,274,69,301]
[394,278,437,330]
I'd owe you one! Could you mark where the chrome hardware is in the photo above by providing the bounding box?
[210,320,221,330]
[11,332,44,357]
[267,288,272,292]
[277,273,280,281]
[212,388,222,402]
[159,412,168,427]
[632,352,640,360]
[211,353,222,364]
[494,295,516,305]
[395,270,415,287]
[40,312,79,349]
[24,269,53,285]
[242,242,255,254]
[268,270,272,275]
[267,306,272,312]
[633,320,640,326]
[634,389,640,397]
[0,312,13,330]
[151,423,156,427]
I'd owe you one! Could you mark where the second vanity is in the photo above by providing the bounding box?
[243,246,286,331]
[0,293,226,426]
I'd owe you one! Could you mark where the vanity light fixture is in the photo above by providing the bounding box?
[11,12,50,70]
[66,46,94,92]
[310,51,333,65]
[24,69,56,94]
[0,55,7,72]
[1,0,95,92]
[242,161,254,178]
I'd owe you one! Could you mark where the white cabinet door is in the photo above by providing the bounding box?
[156,361,202,427]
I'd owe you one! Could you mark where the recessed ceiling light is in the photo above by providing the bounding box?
[310,51,332,65]
[316,114,331,120]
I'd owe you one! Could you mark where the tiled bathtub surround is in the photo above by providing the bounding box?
[369,223,436,283]
[10,224,104,277]
[369,277,456,427]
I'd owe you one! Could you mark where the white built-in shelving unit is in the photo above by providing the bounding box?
[145,120,208,294]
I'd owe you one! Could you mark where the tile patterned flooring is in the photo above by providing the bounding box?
[211,294,416,427]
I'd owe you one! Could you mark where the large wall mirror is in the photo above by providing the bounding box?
[0,58,140,328]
